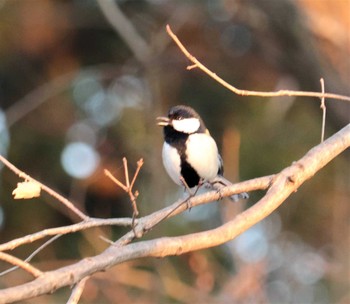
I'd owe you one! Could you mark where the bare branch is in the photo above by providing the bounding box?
[1,123,348,303]
[0,235,61,277]
[0,252,42,278]
[0,218,133,252]
[166,25,350,103]
[123,157,130,189]
[67,277,90,304]
[104,169,128,192]
[130,158,144,190]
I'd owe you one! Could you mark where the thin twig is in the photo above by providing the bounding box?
[0,155,89,221]
[67,276,90,304]
[105,158,143,219]
[320,78,327,142]
[166,25,350,103]
[0,217,133,252]
[99,235,114,245]
[104,169,128,192]
[123,157,130,189]
[159,195,192,223]
[128,159,144,217]
[0,235,61,277]
[130,158,144,190]
[0,252,42,278]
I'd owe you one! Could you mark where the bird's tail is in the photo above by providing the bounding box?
[209,176,249,202]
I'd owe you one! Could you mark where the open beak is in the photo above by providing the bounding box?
[156,116,170,126]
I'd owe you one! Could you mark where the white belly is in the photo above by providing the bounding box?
[162,142,182,185]
[162,134,221,186]
[185,133,220,181]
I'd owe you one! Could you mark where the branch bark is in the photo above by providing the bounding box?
[0,123,349,303]
[0,253,42,278]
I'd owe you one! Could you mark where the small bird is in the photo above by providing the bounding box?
[157,105,248,201]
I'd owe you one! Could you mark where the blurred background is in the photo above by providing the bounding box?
[0,0,349,303]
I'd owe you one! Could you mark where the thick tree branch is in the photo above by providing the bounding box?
[0,123,349,303]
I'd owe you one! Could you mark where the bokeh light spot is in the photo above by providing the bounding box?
[0,109,10,159]
[61,142,100,179]
[0,206,4,229]
[232,223,268,262]
[292,252,326,285]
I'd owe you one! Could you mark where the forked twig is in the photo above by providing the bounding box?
[104,169,128,192]
[104,158,144,234]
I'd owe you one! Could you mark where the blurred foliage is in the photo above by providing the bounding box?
[0,0,349,303]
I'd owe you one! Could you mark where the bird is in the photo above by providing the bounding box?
[157,105,248,201]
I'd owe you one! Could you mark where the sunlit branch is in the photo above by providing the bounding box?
[0,252,42,278]
[67,276,90,304]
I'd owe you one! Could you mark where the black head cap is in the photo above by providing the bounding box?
[167,105,200,120]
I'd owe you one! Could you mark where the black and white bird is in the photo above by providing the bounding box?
[157,105,248,201]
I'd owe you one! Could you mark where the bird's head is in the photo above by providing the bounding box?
[157,105,206,134]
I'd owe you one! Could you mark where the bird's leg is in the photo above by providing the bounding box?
[179,176,194,210]
[179,177,205,210]
[179,176,193,195]
[193,178,205,196]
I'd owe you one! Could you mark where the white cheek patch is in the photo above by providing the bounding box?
[172,118,200,134]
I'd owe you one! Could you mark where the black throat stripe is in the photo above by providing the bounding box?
[180,161,200,188]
